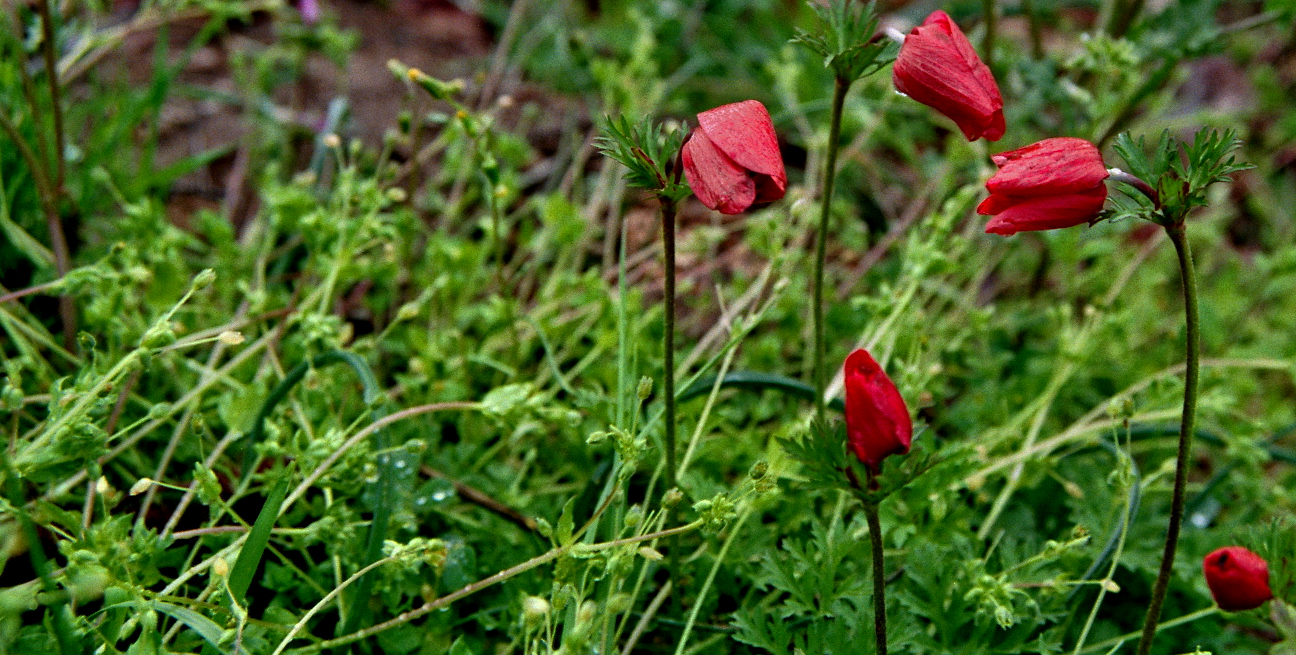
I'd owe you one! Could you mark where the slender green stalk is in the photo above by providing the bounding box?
[674,507,750,655]
[1134,222,1200,655]
[1086,606,1217,655]
[1071,445,1136,653]
[0,109,71,298]
[812,76,849,426]
[662,198,679,492]
[981,0,997,70]
[303,521,703,652]
[1021,0,1043,59]
[1107,0,1144,38]
[863,477,888,655]
[660,196,683,615]
[36,0,65,193]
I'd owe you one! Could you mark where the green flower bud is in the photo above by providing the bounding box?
[637,376,653,400]
[521,596,550,629]
[662,488,684,508]
[191,268,217,291]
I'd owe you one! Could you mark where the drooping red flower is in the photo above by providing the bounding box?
[681,100,787,215]
[978,137,1110,236]
[1203,546,1273,611]
[843,349,912,473]
[892,10,1004,142]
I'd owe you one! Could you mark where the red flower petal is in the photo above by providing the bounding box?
[892,10,1004,142]
[986,137,1109,197]
[1203,546,1272,612]
[682,127,757,215]
[843,349,912,473]
[982,184,1107,236]
[696,100,786,187]
[683,100,787,214]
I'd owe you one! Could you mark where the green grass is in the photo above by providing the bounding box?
[1,0,1294,653]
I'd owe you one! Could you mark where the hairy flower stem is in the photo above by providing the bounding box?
[1135,221,1199,655]
[661,198,679,494]
[863,485,889,655]
[813,76,849,427]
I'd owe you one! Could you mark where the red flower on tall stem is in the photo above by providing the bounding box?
[681,100,787,215]
[978,137,1110,236]
[892,10,1004,142]
[843,349,912,473]
[1203,546,1273,611]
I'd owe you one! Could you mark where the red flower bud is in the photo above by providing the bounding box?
[892,11,1005,142]
[682,100,787,215]
[843,349,912,473]
[978,137,1110,236]
[1203,546,1273,611]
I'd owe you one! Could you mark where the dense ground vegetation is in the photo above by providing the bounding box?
[2,0,1295,653]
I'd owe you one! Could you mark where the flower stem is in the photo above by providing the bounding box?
[863,483,889,655]
[662,198,679,493]
[813,75,849,427]
[981,0,997,70]
[35,0,76,349]
[1134,221,1199,655]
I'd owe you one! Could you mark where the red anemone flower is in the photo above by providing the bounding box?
[979,137,1110,236]
[681,100,786,215]
[843,349,912,473]
[892,10,1004,142]
[1203,546,1273,611]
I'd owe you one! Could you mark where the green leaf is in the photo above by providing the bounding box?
[556,495,578,547]
[448,636,474,655]
[149,601,229,653]
[227,475,289,604]
[0,205,54,269]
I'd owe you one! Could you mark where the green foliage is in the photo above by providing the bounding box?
[596,115,690,202]
[793,0,898,83]
[1109,129,1254,225]
[1,1,1294,654]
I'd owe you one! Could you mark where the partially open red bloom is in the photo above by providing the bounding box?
[843,349,912,473]
[978,137,1110,236]
[892,10,1004,142]
[681,100,786,215]
[1203,546,1273,611]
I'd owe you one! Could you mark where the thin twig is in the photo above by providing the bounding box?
[304,521,703,652]
[420,464,536,531]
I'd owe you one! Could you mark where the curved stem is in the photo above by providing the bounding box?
[813,76,849,426]
[863,490,888,655]
[1134,222,1199,655]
